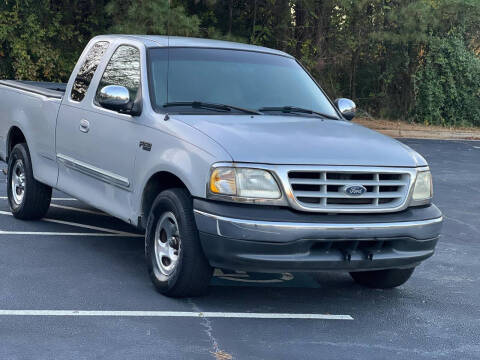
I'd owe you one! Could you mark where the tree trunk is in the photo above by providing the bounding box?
[271,0,291,51]
[251,0,257,43]
[349,50,357,99]
[228,0,233,35]
[312,0,332,72]
[294,0,306,57]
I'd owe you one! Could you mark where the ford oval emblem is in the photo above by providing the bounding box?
[344,185,367,196]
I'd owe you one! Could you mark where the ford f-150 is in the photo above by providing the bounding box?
[0,35,443,297]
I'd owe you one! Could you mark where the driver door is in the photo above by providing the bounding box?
[56,44,142,222]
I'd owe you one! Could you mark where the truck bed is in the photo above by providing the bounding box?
[0,80,66,99]
[0,79,64,185]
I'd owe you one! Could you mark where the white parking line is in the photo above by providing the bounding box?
[0,210,143,237]
[42,217,143,237]
[0,196,77,201]
[0,197,110,217]
[0,231,139,237]
[0,309,353,320]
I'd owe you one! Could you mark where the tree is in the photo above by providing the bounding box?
[105,0,200,36]
[414,34,480,127]
[0,0,65,80]
[0,0,478,126]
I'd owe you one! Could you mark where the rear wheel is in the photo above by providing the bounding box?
[349,267,415,289]
[145,188,212,297]
[7,143,52,220]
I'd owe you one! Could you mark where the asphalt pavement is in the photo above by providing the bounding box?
[0,139,479,360]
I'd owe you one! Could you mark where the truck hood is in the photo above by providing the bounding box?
[173,115,427,167]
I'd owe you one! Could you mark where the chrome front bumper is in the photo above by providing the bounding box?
[194,209,443,243]
[193,200,443,272]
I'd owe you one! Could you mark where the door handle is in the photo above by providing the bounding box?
[79,119,90,133]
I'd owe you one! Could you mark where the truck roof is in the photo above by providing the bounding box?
[92,35,292,58]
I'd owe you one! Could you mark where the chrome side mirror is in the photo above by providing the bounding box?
[334,98,356,120]
[98,85,131,112]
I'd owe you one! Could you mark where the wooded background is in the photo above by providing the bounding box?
[1,0,479,126]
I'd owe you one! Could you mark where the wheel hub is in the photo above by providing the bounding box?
[154,212,181,276]
[11,159,26,205]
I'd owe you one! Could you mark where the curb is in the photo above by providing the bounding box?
[371,128,480,141]
[353,119,480,141]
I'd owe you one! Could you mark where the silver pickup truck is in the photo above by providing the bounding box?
[0,35,442,297]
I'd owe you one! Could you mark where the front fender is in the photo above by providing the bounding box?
[131,121,232,222]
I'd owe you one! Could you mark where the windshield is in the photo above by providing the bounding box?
[148,47,339,118]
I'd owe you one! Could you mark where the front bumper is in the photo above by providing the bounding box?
[194,199,443,273]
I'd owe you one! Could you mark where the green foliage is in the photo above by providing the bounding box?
[0,0,64,81]
[0,0,109,81]
[105,0,200,36]
[0,0,479,126]
[413,35,480,127]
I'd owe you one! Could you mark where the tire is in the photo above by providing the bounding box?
[145,188,212,297]
[349,267,415,289]
[7,143,52,220]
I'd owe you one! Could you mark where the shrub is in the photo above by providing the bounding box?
[413,35,480,127]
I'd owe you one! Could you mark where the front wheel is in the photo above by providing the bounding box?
[145,188,212,297]
[350,267,415,289]
[7,143,52,220]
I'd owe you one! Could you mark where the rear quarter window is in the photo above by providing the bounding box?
[70,41,110,102]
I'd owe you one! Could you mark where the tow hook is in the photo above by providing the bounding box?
[344,251,352,262]
[2,168,7,175]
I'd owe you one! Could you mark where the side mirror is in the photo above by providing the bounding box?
[334,98,356,120]
[98,85,131,113]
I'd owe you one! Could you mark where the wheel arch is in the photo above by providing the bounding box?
[139,171,191,230]
[6,126,27,161]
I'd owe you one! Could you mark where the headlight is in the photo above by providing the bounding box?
[411,170,432,203]
[209,167,282,200]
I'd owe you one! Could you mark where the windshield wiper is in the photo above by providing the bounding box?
[163,101,261,115]
[259,106,339,120]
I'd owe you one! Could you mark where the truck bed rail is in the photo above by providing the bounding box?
[0,80,66,99]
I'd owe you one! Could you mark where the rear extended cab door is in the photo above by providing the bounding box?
[55,38,146,223]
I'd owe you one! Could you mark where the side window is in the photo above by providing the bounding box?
[96,45,141,104]
[71,41,109,102]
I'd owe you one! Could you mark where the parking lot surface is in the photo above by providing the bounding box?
[0,139,479,360]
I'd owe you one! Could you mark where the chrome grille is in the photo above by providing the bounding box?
[288,170,411,211]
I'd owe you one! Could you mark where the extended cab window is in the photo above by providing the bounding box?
[71,41,109,102]
[96,45,141,103]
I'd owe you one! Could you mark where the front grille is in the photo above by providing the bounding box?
[288,169,410,211]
